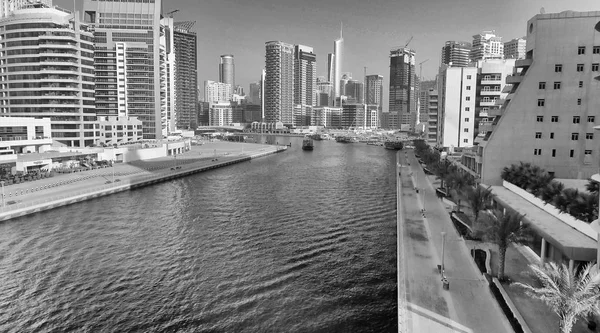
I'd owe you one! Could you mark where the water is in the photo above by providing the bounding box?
[0,137,398,332]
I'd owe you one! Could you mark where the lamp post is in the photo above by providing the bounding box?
[441,231,447,276]
[112,160,115,183]
[1,180,4,208]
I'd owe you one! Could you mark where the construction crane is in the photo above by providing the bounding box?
[166,9,179,18]
[418,59,429,82]
[405,36,413,48]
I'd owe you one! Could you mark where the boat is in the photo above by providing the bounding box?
[384,141,404,150]
[302,138,314,150]
[335,136,352,143]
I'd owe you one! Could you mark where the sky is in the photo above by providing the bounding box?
[57,0,599,105]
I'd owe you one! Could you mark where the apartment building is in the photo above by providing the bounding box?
[478,11,600,185]
[504,37,526,60]
[438,66,477,149]
[264,41,294,125]
[204,80,232,104]
[441,41,471,67]
[471,31,503,61]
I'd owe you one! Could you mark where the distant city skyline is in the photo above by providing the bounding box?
[57,0,599,109]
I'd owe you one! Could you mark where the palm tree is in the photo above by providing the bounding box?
[585,179,599,194]
[514,262,600,333]
[480,209,529,280]
[466,185,493,226]
[540,181,565,204]
[568,192,598,223]
[553,188,580,215]
[446,171,471,213]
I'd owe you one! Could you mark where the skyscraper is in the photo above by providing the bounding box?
[471,31,504,61]
[0,0,52,17]
[345,80,364,103]
[504,37,526,59]
[333,24,343,100]
[293,45,316,126]
[327,53,335,83]
[389,47,417,131]
[441,41,471,67]
[83,0,166,139]
[365,75,384,111]
[249,82,261,105]
[219,54,234,87]
[204,80,232,104]
[438,66,477,148]
[173,21,198,130]
[0,4,97,147]
[265,41,294,125]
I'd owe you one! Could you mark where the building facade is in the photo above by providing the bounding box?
[504,37,526,60]
[173,21,198,130]
[389,47,417,131]
[264,41,294,125]
[0,117,52,154]
[478,11,600,185]
[293,44,316,118]
[97,116,143,146]
[438,65,477,148]
[219,54,234,87]
[333,28,343,100]
[83,0,166,140]
[0,5,98,147]
[313,107,342,127]
[441,41,471,67]
[0,0,52,18]
[208,102,232,126]
[345,79,363,103]
[248,82,260,105]
[204,80,232,104]
[471,31,504,61]
[425,88,439,145]
[365,75,383,111]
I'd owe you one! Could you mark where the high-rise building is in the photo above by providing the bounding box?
[504,37,526,59]
[438,65,477,148]
[204,80,232,103]
[389,47,417,131]
[418,80,436,127]
[249,82,261,105]
[293,45,316,106]
[173,21,198,130]
[365,75,383,111]
[333,25,343,100]
[219,54,234,87]
[441,41,471,67]
[474,11,600,184]
[345,80,364,103]
[162,17,176,136]
[0,4,98,147]
[260,69,266,121]
[209,102,232,126]
[0,0,52,18]
[316,79,333,107]
[425,88,439,145]
[83,0,167,139]
[264,41,294,125]
[471,31,504,61]
[327,53,335,83]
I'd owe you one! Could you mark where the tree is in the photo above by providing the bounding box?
[466,185,493,226]
[514,262,600,333]
[446,171,471,212]
[585,179,599,194]
[479,209,530,281]
[539,181,565,204]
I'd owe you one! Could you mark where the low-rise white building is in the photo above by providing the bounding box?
[0,117,53,156]
[97,116,143,146]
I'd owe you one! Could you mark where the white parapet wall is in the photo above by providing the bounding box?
[503,181,597,241]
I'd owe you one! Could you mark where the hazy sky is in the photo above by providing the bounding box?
[58,0,598,100]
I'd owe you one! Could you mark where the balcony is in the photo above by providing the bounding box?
[506,75,523,84]
[488,108,503,117]
[480,78,502,85]
[480,89,501,96]
[515,58,533,68]
[479,99,498,107]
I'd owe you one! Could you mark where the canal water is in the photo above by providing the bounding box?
[0,136,398,332]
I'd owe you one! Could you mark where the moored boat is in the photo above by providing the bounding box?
[384,141,403,150]
[302,138,314,150]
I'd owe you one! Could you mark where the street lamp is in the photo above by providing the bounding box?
[0,180,4,208]
[441,231,447,276]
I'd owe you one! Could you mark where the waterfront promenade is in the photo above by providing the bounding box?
[0,142,285,221]
[397,150,513,333]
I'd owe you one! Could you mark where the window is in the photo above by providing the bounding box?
[578,98,582,105]
[466,86,471,90]
[572,133,579,140]
[594,46,600,54]
[538,99,545,107]
[586,150,593,155]
[587,133,594,139]
[464,118,469,122]
[579,81,584,88]
[588,116,596,123]
[555,64,562,72]
[554,82,561,89]
[577,64,584,72]
[464,128,469,132]
[465,107,470,111]
[573,116,581,124]
[466,75,472,79]
[535,132,542,139]
[578,46,586,55]
[466,96,471,101]
[463,139,468,143]
[539,82,546,89]
[550,132,554,139]
[551,116,559,122]
[536,116,544,122]
[552,149,556,157]
[534,149,542,155]
[570,150,575,158]
[593,63,599,71]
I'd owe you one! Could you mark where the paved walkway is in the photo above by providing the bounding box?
[398,150,513,333]
[0,142,280,211]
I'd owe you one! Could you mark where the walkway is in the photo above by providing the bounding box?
[397,150,513,333]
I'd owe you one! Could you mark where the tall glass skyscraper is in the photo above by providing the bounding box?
[219,55,234,87]
[83,0,167,139]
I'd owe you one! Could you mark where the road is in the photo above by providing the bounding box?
[398,149,513,333]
